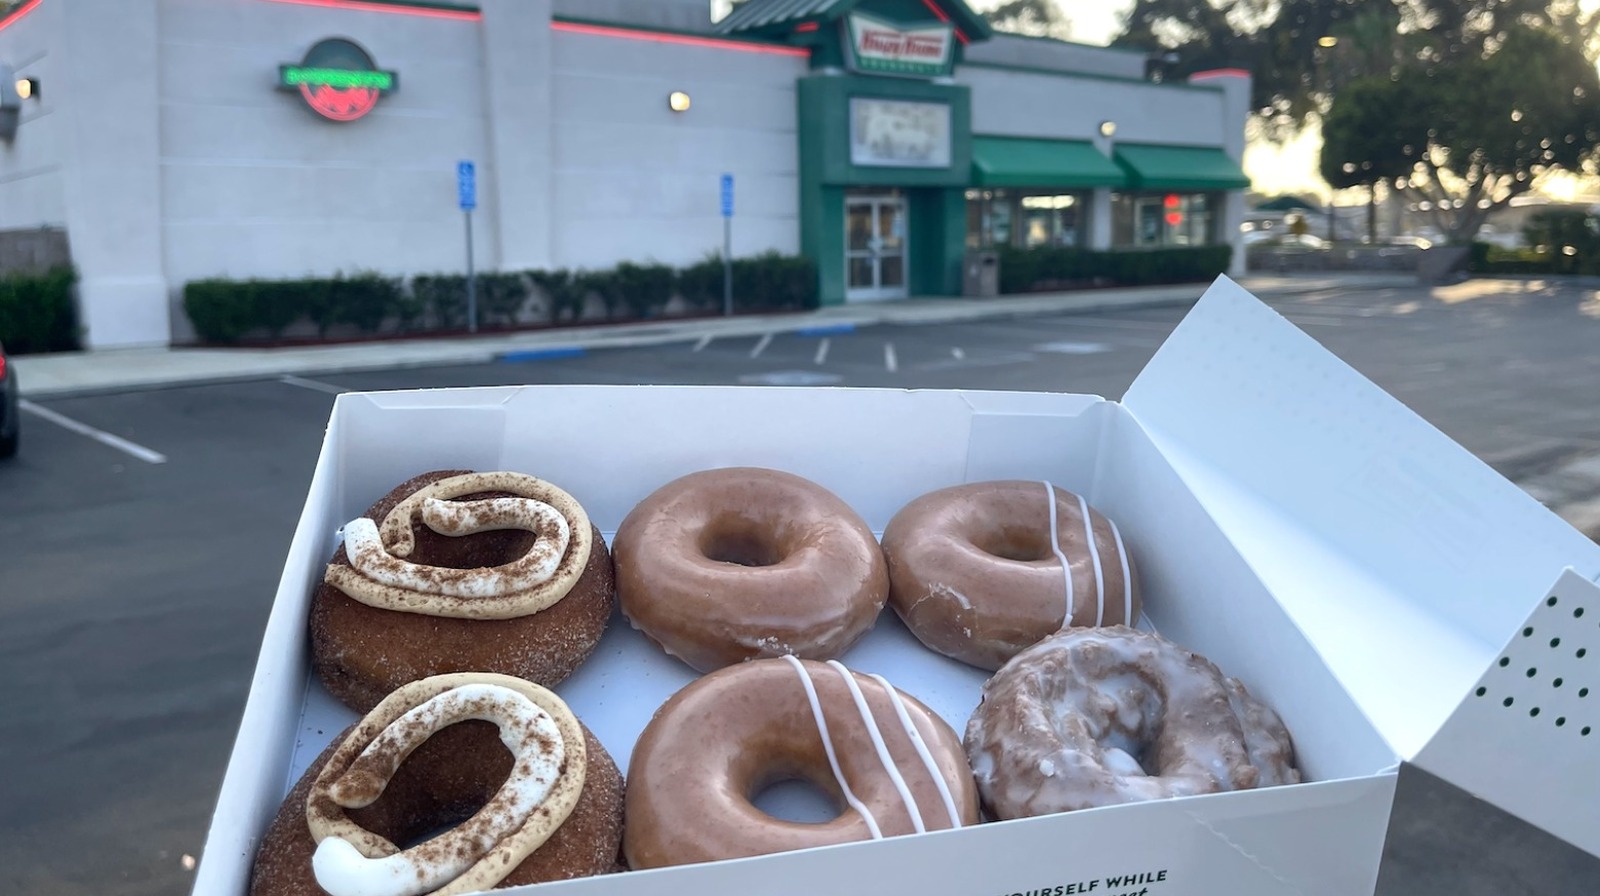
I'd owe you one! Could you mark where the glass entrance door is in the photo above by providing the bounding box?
[845,193,908,302]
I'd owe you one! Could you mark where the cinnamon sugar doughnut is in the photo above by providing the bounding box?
[624,656,978,868]
[613,467,889,672]
[882,480,1140,670]
[250,673,624,896]
[312,470,614,713]
[965,626,1300,818]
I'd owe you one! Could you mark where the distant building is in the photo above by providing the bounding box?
[0,0,1251,347]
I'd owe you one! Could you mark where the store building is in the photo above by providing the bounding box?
[0,0,1250,348]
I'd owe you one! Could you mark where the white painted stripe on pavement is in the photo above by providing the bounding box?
[951,346,965,359]
[884,342,898,373]
[693,335,712,352]
[279,374,348,395]
[19,400,168,464]
[814,338,830,365]
[750,333,773,359]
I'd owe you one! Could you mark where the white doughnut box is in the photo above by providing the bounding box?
[193,276,1600,896]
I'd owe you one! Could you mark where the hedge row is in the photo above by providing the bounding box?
[0,266,79,354]
[1469,210,1600,276]
[182,253,818,345]
[997,245,1233,293]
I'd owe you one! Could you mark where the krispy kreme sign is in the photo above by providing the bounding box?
[844,12,955,78]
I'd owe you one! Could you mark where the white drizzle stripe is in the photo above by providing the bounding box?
[825,661,925,835]
[1043,481,1075,628]
[780,655,883,839]
[1110,517,1133,624]
[866,673,962,831]
[1078,493,1106,627]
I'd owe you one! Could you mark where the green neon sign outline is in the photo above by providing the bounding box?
[280,66,395,91]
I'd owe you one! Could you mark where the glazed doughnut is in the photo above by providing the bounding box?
[312,470,614,713]
[882,480,1140,670]
[250,673,624,896]
[624,656,978,868]
[965,626,1300,818]
[613,467,889,672]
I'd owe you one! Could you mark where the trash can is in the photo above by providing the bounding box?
[963,249,999,297]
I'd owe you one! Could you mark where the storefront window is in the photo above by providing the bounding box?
[966,190,1084,249]
[1111,192,1218,247]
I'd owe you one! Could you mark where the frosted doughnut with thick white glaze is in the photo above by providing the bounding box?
[965,626,1300,818]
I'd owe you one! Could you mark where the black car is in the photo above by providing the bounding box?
[0,339,17,458]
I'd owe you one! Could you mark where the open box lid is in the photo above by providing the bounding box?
[1121,277,1600,853]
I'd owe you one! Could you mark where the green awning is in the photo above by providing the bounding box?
[1113,143,1251,191]
[971,136,1127,189]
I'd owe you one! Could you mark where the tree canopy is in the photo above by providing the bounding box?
[976,0,1073,40]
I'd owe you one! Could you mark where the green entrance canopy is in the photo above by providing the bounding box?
[971,136,1126,189]
[1112,143,1251,191]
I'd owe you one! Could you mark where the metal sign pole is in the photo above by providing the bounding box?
[721,173,733,317]
[465,211,477,333]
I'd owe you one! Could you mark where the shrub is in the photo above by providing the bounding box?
[477,272,530,327]
[330,272,403,334]
[0,266,78,353]
[677,254,726,313]
[997,245,1231,292]
[574,269,623,320]
[612,262,676,319]
[183,278,258,345]
[412,275,468,330]
[528,270,585,324]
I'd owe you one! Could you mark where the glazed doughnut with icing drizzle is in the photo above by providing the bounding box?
[881,479,1141,670]
[623,657,979,868]
[965,626,1300,818]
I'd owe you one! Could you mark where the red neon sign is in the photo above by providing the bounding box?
[551,20,809,57]
[261,0,480,21]
[0,0,44,36]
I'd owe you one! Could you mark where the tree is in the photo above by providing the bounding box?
[1319,76,1429,241]
[977,0,1073,40]
[1324,22,1600,244]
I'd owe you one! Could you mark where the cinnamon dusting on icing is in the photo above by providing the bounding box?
[325,472,592,620]
[305,673,587,896]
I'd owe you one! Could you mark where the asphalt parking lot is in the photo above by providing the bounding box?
[3,278,1600,895]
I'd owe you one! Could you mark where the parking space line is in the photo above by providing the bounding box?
[279,374,349,395]
[750,334,773,359]
[19,400,168,464]
[884,342,898,373]
[814,338,830,365]
[692,335,712,352]
[951,347,965,359]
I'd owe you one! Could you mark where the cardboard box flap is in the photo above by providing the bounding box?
[1121,277,1600,766]
[1411,567,1600,855]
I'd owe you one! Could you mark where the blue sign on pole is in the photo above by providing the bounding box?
[457,160,476,211]
[720,173,734,218]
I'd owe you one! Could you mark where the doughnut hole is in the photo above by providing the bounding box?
[347,720,511,849]
[970,524,1054,563]
[699,514,788,568]
[749,775,841,824]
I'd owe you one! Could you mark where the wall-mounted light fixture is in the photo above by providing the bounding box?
[1098,120,1117,138]
[1317,35,1338,48]
[15,77,37,100]
[668,90,691,113]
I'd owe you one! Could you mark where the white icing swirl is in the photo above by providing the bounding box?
[305,674,587,896]
[780,655,883,839]
[343,497,570,598]
[825,660,926,833]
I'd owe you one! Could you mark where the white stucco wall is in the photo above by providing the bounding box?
[0,3,66,231]
[959,64,1231,146]
[961,34,1147,81]
[157,0,493,326]
[549,27,805,269]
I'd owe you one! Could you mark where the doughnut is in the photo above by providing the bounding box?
[311,470,614,713]
[624,656,978,869]
[881,479,1140,670]
[612,467,889,672]
[249,672,624,896]
[965,626,1300,818]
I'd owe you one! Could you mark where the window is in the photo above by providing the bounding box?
[1111,192,1217,247]
[966,190,1085,249]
